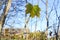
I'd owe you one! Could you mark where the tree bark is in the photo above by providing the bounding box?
[46,0,48,39]
[0,0,11,40]
[0,0,11,33]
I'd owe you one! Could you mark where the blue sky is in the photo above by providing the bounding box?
[0,0,60,33]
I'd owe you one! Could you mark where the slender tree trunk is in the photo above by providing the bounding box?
[31,18,32,32]
[56,35,58,40]
[25,0,27,28]
[0,3,7,40]
[46,0,48,29]
[35,17,37,32]
[54,4,59,40]
[0,0,11,33]
[46,0,48,39]
[56,23,59,40]
[0,0,11,40]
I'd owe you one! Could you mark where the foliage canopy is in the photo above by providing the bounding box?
[25,3,41,18]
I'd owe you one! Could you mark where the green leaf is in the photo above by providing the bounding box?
[30,9,36,18]
[25,3,33,14]
[33,5,41,17]
[25,3,41,18]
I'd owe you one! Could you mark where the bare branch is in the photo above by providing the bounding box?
[48,0,55,18]
[41,0,46,5]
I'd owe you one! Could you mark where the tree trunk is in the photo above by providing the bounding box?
[0,0,11,40]
[35,17,37,32]
[0,0,11,33]
[46,0,48,39]
[56,35,58,40]
[0,8,6,40]
[56,33,58,40]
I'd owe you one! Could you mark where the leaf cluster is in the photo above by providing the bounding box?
[25,3,41,18]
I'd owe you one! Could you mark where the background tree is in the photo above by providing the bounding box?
[0,0,11,39]
[25,3,41,31]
